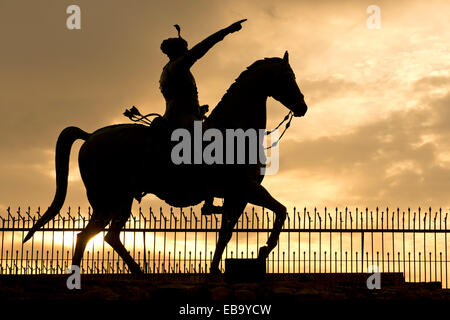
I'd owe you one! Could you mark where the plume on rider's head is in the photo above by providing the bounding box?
[161,24,188,59]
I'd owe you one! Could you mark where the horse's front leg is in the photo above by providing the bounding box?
[210,199,247,273]
[244,182,288,261]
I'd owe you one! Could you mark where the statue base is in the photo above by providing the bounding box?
[225,258,266,283]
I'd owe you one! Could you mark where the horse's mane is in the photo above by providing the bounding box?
[212,57,283,113]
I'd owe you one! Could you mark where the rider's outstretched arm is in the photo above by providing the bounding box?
[183,19,246,68]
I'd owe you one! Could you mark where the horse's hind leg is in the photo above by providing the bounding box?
[104,201,142,274]
[72,212,110,268]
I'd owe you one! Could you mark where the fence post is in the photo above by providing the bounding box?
[361,231,364,273]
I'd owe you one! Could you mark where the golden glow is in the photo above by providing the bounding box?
[1,0,450,212]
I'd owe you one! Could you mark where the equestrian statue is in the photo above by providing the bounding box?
[23,20,308,274]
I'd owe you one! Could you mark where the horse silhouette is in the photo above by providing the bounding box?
[23,52,307,274]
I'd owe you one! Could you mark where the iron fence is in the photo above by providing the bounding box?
[0,206,448,288]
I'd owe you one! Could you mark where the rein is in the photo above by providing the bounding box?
[123,106,162,125]
[265,111,294,149]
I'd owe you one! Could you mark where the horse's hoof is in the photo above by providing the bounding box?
[130,266,144,275]
[210,266,222,275]
[258,246,270,261]
[133,272,145,279]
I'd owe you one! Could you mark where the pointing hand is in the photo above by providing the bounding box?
[227,19,247,33]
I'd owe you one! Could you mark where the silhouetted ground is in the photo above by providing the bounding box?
[0,273,448,318]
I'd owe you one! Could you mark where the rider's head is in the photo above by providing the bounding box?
[161,24,188,60]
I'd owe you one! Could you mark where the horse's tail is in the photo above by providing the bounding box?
[23,126,90,243]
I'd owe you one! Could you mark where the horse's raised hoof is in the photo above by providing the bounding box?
[257,246,270,261]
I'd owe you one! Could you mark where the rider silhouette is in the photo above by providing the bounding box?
[159,19,246,129]
[159,20,246,215]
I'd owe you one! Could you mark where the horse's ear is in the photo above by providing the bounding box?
[283,51,289,62]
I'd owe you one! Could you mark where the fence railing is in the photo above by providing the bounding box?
[0,206,448,288]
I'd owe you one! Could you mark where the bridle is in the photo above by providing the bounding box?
[265,111,294,149]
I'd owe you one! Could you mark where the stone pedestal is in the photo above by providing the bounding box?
[225,258,266,283]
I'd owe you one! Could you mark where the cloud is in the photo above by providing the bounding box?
[414,74,450,90]
[275,73,450,207]
[2,0,450,212]
[300,77,362,104]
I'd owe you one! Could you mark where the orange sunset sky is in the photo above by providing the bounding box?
[1,0,450,216]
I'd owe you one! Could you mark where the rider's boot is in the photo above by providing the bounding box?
[201,197,223,215]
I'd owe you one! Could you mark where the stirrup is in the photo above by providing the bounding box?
[201,204,223,215]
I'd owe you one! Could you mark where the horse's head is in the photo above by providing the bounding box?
[269,51,308,117]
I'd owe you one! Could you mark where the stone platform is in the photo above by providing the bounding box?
[0,273,447,318]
